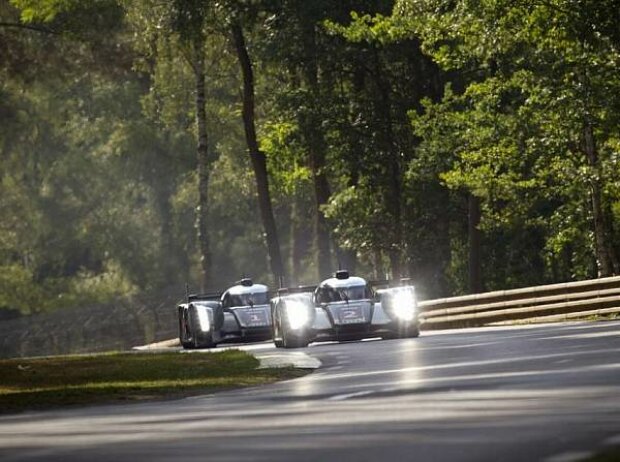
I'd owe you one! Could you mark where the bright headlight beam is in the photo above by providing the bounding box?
[196,306,211,332]
[285,301,310,330]
[392,290,416,321]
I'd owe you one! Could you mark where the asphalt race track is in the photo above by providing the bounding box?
[2,321,620,461]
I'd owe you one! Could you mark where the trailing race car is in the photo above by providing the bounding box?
[178,278,272,349]
[271,270,420,348]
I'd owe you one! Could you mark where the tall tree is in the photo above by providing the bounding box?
[172,0,215,290]
[2,0,198,311]
[324,6,450,286]
[125,0,221,290]
[298,8,333,279]
[399,0,620,280]
[230,18,285,285]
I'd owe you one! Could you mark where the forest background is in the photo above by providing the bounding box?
[1,0,619,318]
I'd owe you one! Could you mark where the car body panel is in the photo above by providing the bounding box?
[230,304,271,328]
[312,307,333,330]
[370,302,393,325]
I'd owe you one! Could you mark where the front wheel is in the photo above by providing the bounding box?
[381,331,398,340]
[404,326,420,338]
[283,334,309,348]
[281,321,309,349]
[271,313,284,348]
[382,325,420,340]
[193,333,216,349]
[179,309,195,349]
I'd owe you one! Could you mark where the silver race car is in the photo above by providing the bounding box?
[271,270,420,348]
[178,278,272,349]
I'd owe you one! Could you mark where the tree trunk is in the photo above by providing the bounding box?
[604,201,620,274]
[434,187,452,297]
[577,55,618,276]
[583,122,618,276]
[373,249,383,280]
[335,247,357,275]
[141,56,181,285]
[310,136,333,280]
[300,26,332,280]
[372,48,402,278]
[231,23,285,285]
[194,53,212,291]
[468,194,482,293]
[154,183,178,284]
[290,198,311,285]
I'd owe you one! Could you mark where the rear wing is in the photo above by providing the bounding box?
[188,292,221,302]
[277,285,317,296]
[369,278,413,289]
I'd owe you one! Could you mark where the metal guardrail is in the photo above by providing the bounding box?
[418,276,620,328]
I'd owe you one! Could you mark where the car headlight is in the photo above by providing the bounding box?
[391,289,416,321]
[285,300,310,330]
[196,307,211,332]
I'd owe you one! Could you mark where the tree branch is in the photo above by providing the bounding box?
[0,21,58,35]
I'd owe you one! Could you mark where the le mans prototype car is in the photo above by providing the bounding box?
[178,278,272,349]
[271,270,420,348]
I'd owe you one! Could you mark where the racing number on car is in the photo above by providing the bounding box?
[244,309,268,326]
[340,306,363,324]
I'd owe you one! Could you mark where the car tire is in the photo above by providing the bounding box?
[405,326,420,338]
[179,309,195,349]
[281,322,309,349]
[395,325,420,339]
[193,333,216,349]
[382,325,420,340]
[283,335,308,348]
[272,313,285,348]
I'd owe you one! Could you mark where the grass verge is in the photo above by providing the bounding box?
[586,447,620,461]
[0,350,308,414]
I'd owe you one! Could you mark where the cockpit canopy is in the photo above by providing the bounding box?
[315,274,373,304]
[315,285,373,304]
[222,282,269,308]
[229,292,269,307]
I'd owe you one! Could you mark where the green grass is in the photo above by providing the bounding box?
[586,447,620,461]
[582,313,620,322]
[0,350,308,414]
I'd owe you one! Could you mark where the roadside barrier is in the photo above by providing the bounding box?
[418,276,620,329]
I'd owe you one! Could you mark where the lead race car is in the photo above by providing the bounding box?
[178,278,272,349]
[271,270,420,348]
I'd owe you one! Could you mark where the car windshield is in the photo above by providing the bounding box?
[230,292,269,307]
[318,285,371,304]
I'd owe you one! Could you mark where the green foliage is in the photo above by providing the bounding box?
[2,0,619,319]
[404,0,620,282]
[11,0,75,22]
[0,265,44,314]
[324,183,387,255]
[260,120,311,196]
[11,0,125,42]
[325,11,412,45]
